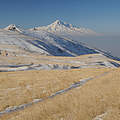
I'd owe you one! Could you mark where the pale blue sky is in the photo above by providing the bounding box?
[0,0,120,33]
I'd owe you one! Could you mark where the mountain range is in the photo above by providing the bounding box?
[31,20,97,36]
[0,20,119,61]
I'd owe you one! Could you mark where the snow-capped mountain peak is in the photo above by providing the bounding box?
[32,20,97,36]
[4,24,23,33]
[51,20,73,28]
[52,20,64,25]
[4,24,17,30]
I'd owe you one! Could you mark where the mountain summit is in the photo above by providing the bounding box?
[32,20,97,37]
[50,20,73,28]
[4,24,23,33]
[4,24,17,31]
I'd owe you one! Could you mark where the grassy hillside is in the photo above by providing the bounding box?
[1,68,119,120]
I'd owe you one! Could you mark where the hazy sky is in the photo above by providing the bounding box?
[0,0,120,33]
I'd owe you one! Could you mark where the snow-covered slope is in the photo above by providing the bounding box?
[1,25,98,56]
[1,23,120,61]
[23,29,98,56]
[0,29,49,55]
[31,20,97,38]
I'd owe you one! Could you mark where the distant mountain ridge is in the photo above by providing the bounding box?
[0,24,98,57]
[31,20,97,36]
[1,21,120,61]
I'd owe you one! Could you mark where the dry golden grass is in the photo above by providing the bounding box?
[0,69,116,120]
[1,68,120,120]
[0,68,110,112]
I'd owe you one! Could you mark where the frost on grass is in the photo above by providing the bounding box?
[93,112,107,120]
